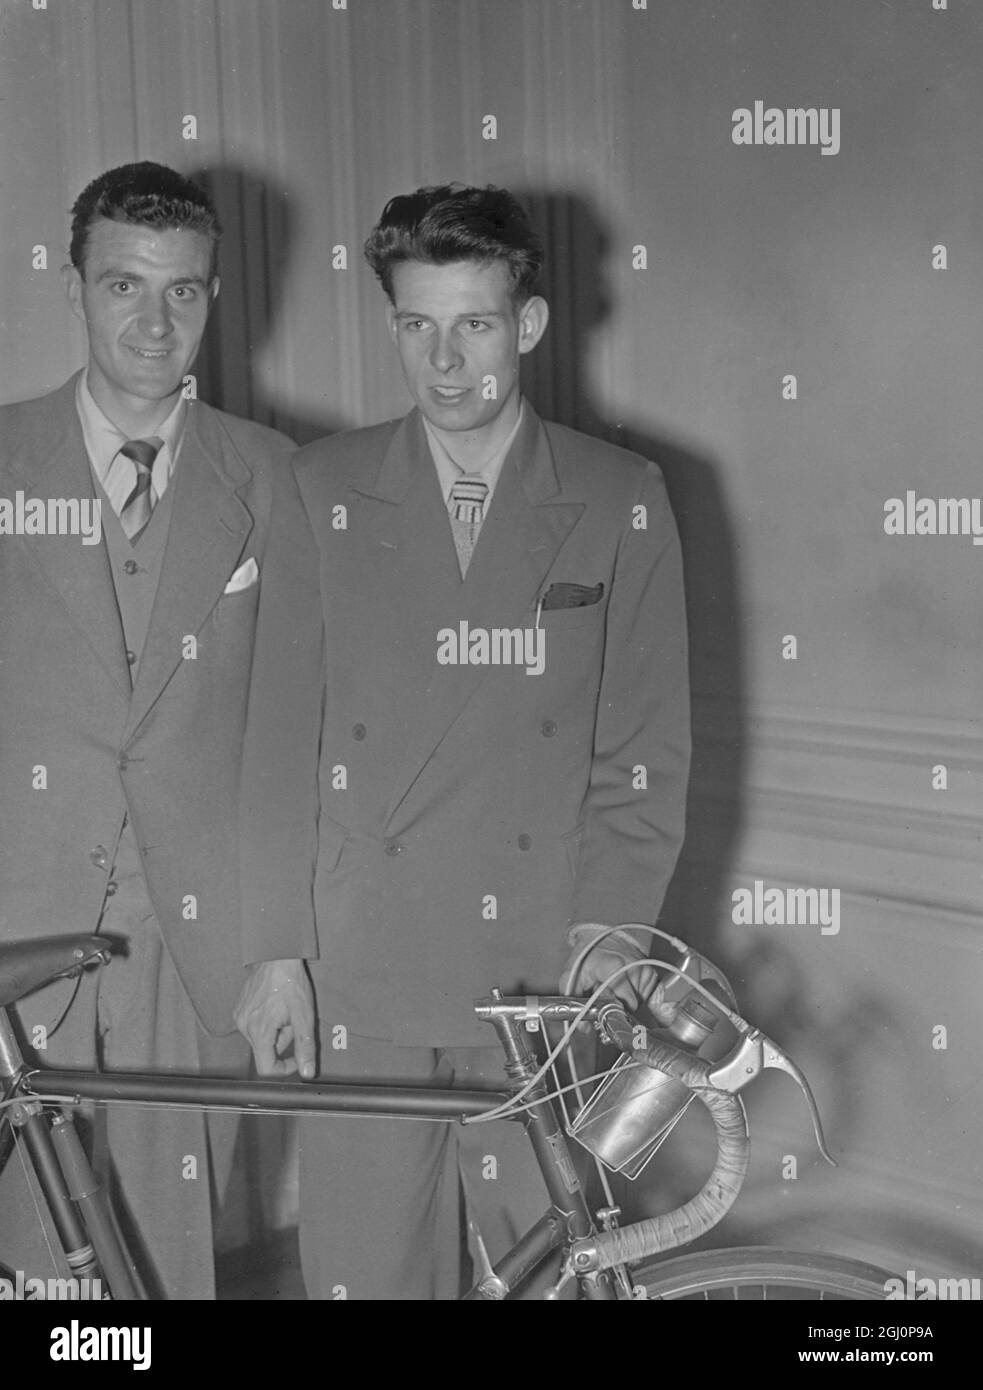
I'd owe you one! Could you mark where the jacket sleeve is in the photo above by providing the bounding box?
[569,461,691,927]
[239,453,324,964]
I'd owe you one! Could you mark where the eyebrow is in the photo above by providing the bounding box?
[393,308,506,321]
[95,268,209,289]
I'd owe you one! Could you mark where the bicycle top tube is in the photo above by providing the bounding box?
[23,1069,513,1123]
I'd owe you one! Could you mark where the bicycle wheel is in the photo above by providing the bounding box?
[631,1246,896,1300]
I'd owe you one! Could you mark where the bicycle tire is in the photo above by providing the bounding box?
[630,1246,896,1300]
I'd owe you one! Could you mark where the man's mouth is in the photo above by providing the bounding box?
[431,386,469,399]
[127,346,171,359]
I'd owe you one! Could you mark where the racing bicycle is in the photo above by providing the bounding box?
[0,926,899,1300]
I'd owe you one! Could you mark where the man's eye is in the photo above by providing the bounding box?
[111,282,133,294]
[170,286,196,301]
[466,320,489,331]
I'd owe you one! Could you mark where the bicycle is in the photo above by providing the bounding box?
[0,927,899,1300]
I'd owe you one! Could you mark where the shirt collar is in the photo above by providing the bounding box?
[422,400,525,506]
[75,370,188,496]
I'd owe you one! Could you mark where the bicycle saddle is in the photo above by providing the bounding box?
[0,935,110,1007]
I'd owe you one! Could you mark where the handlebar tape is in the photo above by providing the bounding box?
[589,1041,750,1271]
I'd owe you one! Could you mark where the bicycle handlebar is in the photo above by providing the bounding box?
[477,966,837,1277]
[569,1036,750,1272]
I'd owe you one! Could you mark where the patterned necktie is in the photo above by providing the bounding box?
[117,438,162,543]
[449,474,488,577]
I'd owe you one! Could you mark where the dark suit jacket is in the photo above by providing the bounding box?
[240,403,690,1046]
[0,375,294,1035]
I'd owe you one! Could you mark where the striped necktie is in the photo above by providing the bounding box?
[449,474,488,577]
[117,438,162,543]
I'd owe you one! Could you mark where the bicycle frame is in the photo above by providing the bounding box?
[1,999,618,1301]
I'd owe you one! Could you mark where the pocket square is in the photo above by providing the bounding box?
[541,581,604,611]
[224,557,259,594]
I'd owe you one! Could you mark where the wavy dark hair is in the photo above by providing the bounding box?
[70,162,221,279]
[364,183,542,304]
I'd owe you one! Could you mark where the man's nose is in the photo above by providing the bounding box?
[429,330,463,372]
[139,295,174,338]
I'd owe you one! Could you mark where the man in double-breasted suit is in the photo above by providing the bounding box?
[239,184,690,1299]
[0,162,308,1298]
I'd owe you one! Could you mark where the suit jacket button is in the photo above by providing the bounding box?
[352,724,367,740]
[126,649,137,666]
[118,753,130,771]
[384,839,403,856]
[123,560,138,575]
[105,881,118,897]
[90,846,108,868]
[541,720,557,737]
[517,834,532,851]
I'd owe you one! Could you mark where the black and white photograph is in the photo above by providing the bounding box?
[0,0,979,1346]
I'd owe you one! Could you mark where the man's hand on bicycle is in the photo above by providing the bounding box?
[235,958,317,1079]
[559,923,676,1024]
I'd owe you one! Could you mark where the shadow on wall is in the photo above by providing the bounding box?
[736,938,904,1150]
[734,937,983,1272]
[517,187,747,966]
[189,162,349,446]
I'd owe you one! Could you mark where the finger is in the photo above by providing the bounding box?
[294,1022,317,1080]
[635,965,659,1003]
[252,1029,278,1077]
[606,976,636,1011]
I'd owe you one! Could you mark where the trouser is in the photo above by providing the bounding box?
[0,829,246,1299]
[299,1031,584,1301]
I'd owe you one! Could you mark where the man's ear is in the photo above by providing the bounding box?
[385,299,398,342]
[61,263,86,325]
[517,295,549,356]
[209,276,221,304]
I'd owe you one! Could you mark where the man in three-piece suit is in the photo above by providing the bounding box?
[239,184,691,1299]
[0,162,307,1298]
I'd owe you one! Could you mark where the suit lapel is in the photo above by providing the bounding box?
[6,376,131,698]
[360,405,585,822]
[124,402,254,737]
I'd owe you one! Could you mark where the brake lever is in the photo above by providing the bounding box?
[708,1030,837,1167]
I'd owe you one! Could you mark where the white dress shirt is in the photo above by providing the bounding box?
[422,400,525,513]
[75,372,187,517]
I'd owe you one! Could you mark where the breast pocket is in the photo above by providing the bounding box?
[211,581,261,632]
[536,600,608,665]
[539,600,607,630]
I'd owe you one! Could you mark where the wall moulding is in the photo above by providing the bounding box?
[679,696,982,928]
